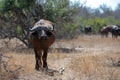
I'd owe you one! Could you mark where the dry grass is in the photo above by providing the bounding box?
[0,35,120,80]
[70,53,120,80]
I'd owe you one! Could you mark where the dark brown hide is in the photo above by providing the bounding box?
[100,25,119,38]
[29,19,56,71]
[100,27,109,37]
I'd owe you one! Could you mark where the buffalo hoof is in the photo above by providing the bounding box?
[35,67,39,71]
[35,67,43,71]
[44,69,54,76]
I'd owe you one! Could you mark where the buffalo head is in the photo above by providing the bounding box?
[30,26,54,40]
[29,19,55,40]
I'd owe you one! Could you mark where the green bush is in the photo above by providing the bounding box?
[57,22,78,39]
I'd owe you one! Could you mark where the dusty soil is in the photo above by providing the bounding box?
[0,35,120,80]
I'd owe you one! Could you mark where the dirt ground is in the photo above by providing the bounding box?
[0,35,120,80]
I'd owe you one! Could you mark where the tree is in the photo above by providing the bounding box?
[43,0,80,38]
[0,0,81,45]
[99,4,113,17]
[0,0,44,46]
[114,4,120,19]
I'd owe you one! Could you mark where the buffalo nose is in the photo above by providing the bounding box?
[38,30,48,40]
[41,36,48,40]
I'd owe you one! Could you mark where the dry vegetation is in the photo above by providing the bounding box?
[0,35,120,80]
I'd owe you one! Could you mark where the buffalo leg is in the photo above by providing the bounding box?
[42,50,48,69]
[34,49,42,70]
[34,49,39,70]
[38,51,42,70]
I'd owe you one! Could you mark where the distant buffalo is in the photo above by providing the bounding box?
[100,26,110,37]
[111,27,120,38]
[84,26,92,35]
[100,25,120,38]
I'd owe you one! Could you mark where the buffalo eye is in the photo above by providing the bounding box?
[46,30,53,37]
[31,31,38,36]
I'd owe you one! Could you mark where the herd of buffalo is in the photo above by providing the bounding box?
[28,19,120,75]
[100,25,120,38]
[84,25,120,38]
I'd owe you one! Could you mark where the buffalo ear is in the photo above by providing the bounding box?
[46,31,53,37]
